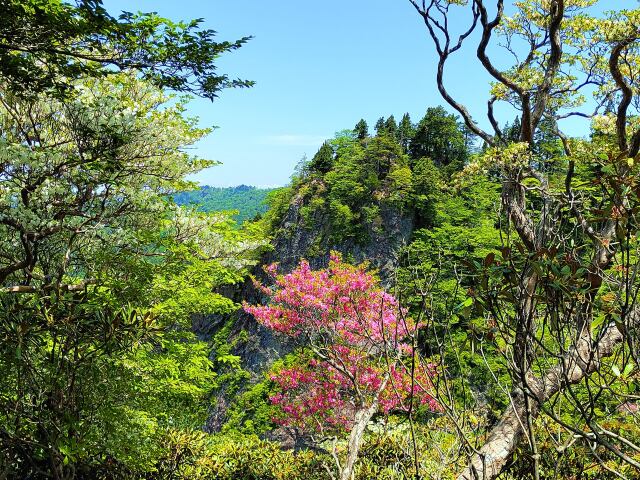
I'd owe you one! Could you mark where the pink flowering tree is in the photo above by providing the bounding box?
[244,253,438,480]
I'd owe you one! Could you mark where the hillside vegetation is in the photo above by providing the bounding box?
[173,185,274,224]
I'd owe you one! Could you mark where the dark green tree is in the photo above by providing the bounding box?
[533,117,565,172]
[410,106,467,172]
[374,116,386,136]
[0,0,253,98]
[364,134,404,179]
[411,157,442,227]
[398,113,415,151]
[503,116,522,143]
[354,119,369,139]
[384,115,399,140]
[502,116,564,171]
[309,141,334,173]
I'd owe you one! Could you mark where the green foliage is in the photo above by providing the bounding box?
[411,157,441,226]
[506,406,640,480]
[410,106,468,174]
[111,418,466,480]
[384,115,399,140]
[385,164,413,208]
[209,318,251,398]
[0,74,265,478]
[354,118,369,139]
[221,380,279,436]
[309,141,335,173]
[397,174,505,410]
[0,0,253,99]
[5,1,624,474]
[173,185,274,224]
[217,353,317,437]
[262,110,472,250]
[260,185,297,235]
[398,113,415,151]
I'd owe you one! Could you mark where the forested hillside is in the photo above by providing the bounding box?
[173,185,274,224]
[3,2,640,480]
[257,108,478,274]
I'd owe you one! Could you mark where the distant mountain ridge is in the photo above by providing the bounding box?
[173,185,275,224]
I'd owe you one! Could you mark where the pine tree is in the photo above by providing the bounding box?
[410,106,467,173]
[398,113,414,151]
[309,141,334,173]
[504,116,522,143]
[533,117,565,172]
[374,116,385,136]
[384,115,398,140]
[354,119,369,139]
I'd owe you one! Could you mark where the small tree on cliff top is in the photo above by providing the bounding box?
[244,254,438,480]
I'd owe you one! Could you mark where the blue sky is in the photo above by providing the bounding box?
[103,0,615,187]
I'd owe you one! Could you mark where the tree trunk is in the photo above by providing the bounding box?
[340,402,378,480]
[458,391,534,480]
[457,318,628,480]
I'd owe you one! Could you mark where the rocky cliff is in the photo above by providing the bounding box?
[197,186,416,433]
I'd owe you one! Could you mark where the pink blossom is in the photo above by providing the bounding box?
[243,252,439,433]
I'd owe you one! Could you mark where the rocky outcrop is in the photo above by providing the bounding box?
[265,189,414,283]
[198,188,415,432]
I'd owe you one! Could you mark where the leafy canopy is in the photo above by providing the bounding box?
[0,0,253,98]
[0,73,265,477]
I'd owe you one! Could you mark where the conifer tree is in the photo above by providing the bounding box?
[398,113,415,151]
[384,115,399,140]
[374,116,386,136]
[504,116,522,143]
[410,106,467,172]
[309,141,334,173]
[354,118,369,139]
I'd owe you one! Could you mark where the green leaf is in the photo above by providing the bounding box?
[462,297,474,307]
[592,314,606,332]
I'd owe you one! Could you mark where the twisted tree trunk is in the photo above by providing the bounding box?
[458,318,628,480]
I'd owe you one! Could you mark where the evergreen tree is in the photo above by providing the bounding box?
[384,115,398,140]
[309,141,334,173]
[354,118,369,139]
[398,113,415,151]
[504,116,522,143]
[533,117,564,172]
[374,116,386,136]
[503,116,563,171]
[410,106,467,173]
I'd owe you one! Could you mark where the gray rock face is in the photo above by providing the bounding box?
[199,189,415,432]
[266,190,414,283]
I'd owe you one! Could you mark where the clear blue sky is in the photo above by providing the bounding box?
[102,0,615,187]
